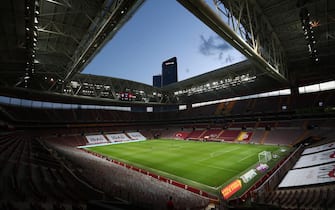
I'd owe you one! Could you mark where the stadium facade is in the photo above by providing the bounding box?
[0,0,335,210]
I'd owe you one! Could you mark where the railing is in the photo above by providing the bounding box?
[253,144,304,195]
[227,144,304,207]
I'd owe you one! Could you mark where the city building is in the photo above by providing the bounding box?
[162,57,178,86]
[153,74,162,88]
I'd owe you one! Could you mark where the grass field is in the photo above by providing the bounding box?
[86,139,290,195]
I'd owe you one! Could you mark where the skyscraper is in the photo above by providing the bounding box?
[152,75,162,88]
[162,57,177,86]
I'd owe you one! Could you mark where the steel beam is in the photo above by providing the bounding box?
[46,0,72,8]
[62,0,145,82]
[178,0,288,83]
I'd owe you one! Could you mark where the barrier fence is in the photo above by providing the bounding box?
[226,144,303,206]
[253,145,304,196]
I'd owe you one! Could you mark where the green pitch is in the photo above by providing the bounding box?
[86,140,289,195]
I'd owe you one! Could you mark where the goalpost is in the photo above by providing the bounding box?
[258,151,272,163]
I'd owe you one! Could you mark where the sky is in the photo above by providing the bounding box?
[83,0,246,85]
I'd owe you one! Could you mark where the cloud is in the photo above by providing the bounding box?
[199,35,232,57]
[225,54,233,63]
[198,34,250,67]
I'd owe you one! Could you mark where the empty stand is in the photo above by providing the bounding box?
[0,133,103,209]
[201,129,222,139]
[259,185,335,209]
[218,130,241,141]
[249,129,265,144]
[265,129,305,145]
[46,135,88,147]
[252,96,280,114]
[186,129,206,140]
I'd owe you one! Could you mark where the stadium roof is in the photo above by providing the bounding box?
[256,0,335,85]
[0,0,144,89]
[0,0,335,105]
[178,0,335,86]
[164,60,285,103]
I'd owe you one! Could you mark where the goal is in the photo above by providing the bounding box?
[258,151,272,163]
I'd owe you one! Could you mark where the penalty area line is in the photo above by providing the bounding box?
[237,153,255,162]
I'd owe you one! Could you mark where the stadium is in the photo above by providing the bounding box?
[0,0,335,210]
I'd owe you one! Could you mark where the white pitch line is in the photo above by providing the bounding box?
[199,147,241,162]
[210,146,241,157]
[196,162,240,173]
[237,153,255,162]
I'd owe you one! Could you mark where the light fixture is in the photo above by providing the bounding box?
[23,0,41,87]
[299,7,319,63]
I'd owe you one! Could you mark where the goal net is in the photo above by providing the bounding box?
[258,151,272,163]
